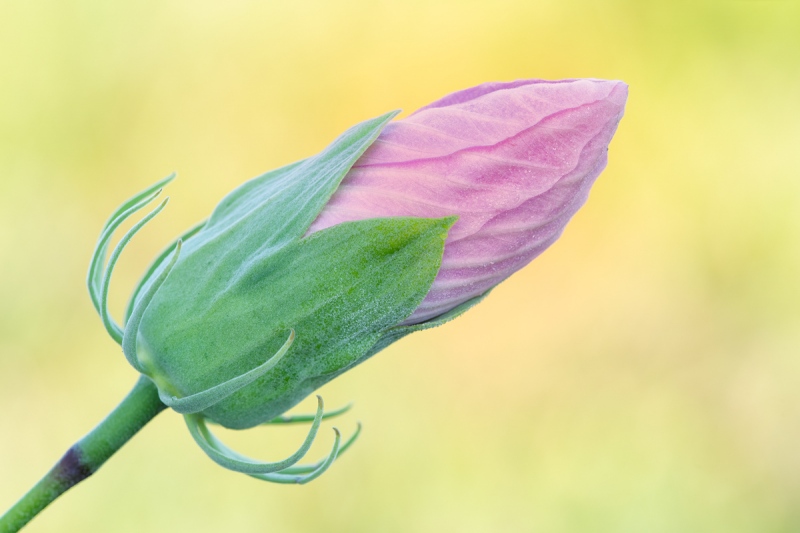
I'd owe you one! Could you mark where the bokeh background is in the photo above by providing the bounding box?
[2,1,799,532]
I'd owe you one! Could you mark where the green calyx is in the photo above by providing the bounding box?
[83,109,468,484]
[127,108,455,429]
[140,213,454,427]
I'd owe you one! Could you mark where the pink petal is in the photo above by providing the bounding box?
[309,79,628,324]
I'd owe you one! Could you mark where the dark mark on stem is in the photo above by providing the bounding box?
[53,447,93,489]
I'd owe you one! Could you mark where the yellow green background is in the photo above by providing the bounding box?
[1,1,799,532]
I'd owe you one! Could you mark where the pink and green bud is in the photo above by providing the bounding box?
[84,78,626,483]
[0,79,628,531]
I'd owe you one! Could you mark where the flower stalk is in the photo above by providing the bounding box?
[0,377,167,533]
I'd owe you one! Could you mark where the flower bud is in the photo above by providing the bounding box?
[120,79,626,430]
[127,112,453,429]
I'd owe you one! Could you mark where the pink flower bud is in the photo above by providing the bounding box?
[309,79,628,324]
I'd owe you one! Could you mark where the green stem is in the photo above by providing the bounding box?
[0,376,166,533]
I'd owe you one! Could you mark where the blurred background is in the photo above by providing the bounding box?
[1,1,799,532]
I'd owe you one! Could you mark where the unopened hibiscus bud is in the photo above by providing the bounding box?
[96,79,626,485]
[112,112,449,431]
[1,79,628,532]
[310,78,628,323]
[121,79,625,433]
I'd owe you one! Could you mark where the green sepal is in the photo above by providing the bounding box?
[185,404,359,484]
[183,395,324,474]
[277,422,361,475]
[126,110,398,326]
[123,240,183,373]
[201,109,398,251]
[87,173,174,315]
[368,288,494,356]
[153,330,295,415]
[298,289,494,393]
[247,428,341,484]
[204,400,351,425]
[124,219,206,323]
[138,215,454,428]
[262,401,352,425]
[99,197,170,345]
